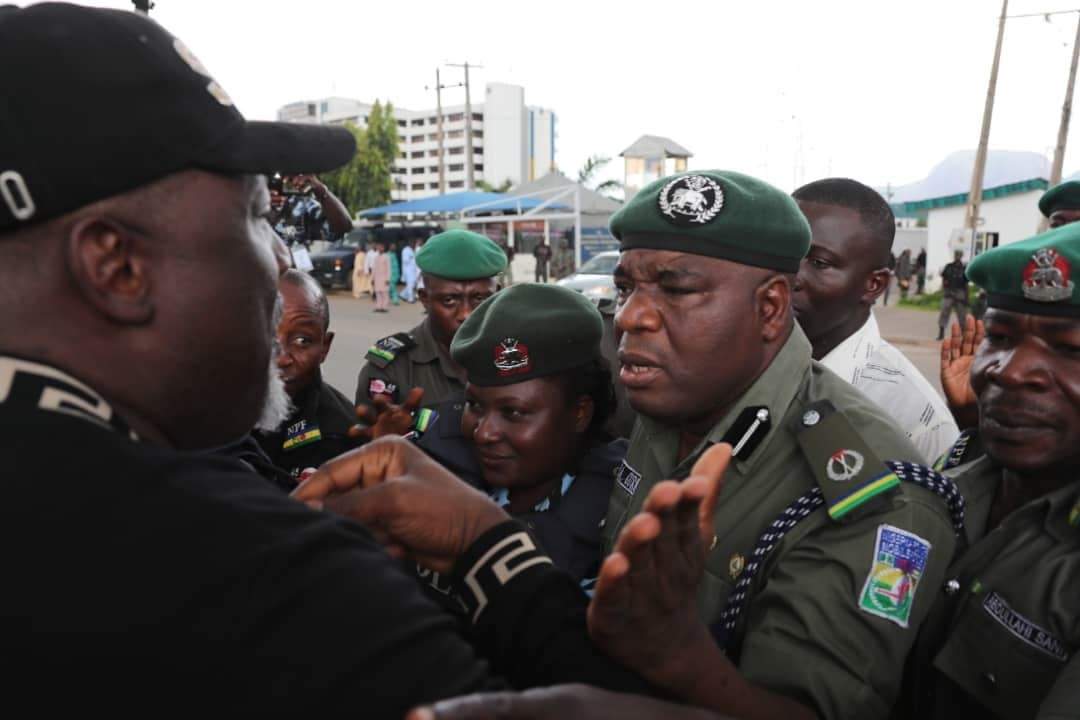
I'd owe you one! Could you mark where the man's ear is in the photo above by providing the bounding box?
[65,216,154,325]
[862,268,891,305]
[320,330,335,364]
[756,274,791,343]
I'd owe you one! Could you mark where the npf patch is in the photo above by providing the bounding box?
[858,524,931,628]
[983,591,1069,661]
[615,460,642,497]
[282,419,321,451]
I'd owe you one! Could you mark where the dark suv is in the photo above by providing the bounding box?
[310,225,440,290]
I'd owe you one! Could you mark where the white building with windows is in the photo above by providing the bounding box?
[277,83,557,202]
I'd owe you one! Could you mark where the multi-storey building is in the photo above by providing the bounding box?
[277,83,556,202]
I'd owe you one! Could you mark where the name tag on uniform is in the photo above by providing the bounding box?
[982,591,1069,661]
[282,419,321,451]
[615,460,642,497]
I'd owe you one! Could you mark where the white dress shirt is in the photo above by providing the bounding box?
[820,313,958,464]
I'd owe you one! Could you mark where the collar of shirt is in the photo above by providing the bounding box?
[0,354,136,439]
[410,318,468,384]
[639,324,813,478]
[819,312,881,383]
[490,473,576,513]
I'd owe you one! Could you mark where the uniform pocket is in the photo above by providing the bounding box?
[933,589,1068,720]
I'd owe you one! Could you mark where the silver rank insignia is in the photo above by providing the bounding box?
[658,174,725,227]
[1022,247,1074,303]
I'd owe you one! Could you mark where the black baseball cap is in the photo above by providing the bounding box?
[0,3,356,232]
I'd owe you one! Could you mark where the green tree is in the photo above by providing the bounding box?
[576,154,623,198]
[321,101,401,212]
[476,178,513,193]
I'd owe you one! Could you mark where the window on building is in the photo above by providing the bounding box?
[392,167,404,174]
[449,180,464,189]
[428,133,439,141]
[399,152,407,159]
[411,150,424,159]
[429,166,439,173]
[474,146,483,155]
[397,119,407,127]
[411,118,424,127]
[428,149,439,157]
[448,146,464,155]
[447,112,464,122]
[472,112,483,122]
[429,182,440,189]
[472,130,483,138]
[428,116,438,124]
[398,136,407,144]
[474,164,483,172]
[410,135,424,143]
[447,130,464,139]
[307,103,316,117]
[448,163,464,172]
[411,167,425,175]
[411,183,425,191]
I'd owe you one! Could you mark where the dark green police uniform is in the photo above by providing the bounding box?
[255,372,360,486]
[602,170,962,720]
[1038,179,1080,217]
[354,229,506,410]
[1038,655,1080,720]
[898,227,1080,720]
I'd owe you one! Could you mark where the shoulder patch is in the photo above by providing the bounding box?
[794,400,899,522]
[614,459,642,497]
[858,524,931,628]
[365,332,416,369]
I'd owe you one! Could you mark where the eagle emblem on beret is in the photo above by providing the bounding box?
[494,338,531,377]
[658,174,724,227]
[1022,247,1074,303]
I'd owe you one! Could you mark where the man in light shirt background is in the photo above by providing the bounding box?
[791,178,958,463]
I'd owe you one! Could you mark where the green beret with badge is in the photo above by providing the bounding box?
[608,170,811,272]
[967,223,1080,317]
[1038,180,1080,217]
[416,229,507,280]
[450,283,603,387]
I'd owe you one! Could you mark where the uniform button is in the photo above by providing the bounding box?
[802,410,821,427]
[944,579,961,595]
[982,672,997,689]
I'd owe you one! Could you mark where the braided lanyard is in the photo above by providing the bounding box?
[711,461,965,652]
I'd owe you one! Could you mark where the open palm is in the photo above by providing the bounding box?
[940,316,983,429]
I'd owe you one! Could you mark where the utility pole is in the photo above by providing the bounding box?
[447,62,483,190]
[964,0,1008,259]
[426,70,463,195]
[1042,11,1080,230]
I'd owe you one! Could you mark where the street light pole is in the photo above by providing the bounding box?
[965,0,1009,258]
[1041,11,1080,230]
[448,62,483,191]
[436,69,445,194]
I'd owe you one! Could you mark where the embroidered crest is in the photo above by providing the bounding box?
[826,448,865,482]
[858,524,931,628]
[493,338,531,377]
[658,174,725,227]
[615,460,642,496]
[728,553,746,580]
[368,378,398,400]
[983,591,1068,661]
[1022,247,1074,303]
[282,419,322,451]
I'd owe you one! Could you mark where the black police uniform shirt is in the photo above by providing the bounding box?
[1,355,651,713]
[254,371,359,486]
[414,399,623,588]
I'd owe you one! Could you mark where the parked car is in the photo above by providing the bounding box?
[555,250,619,310]
[310,225,440,290]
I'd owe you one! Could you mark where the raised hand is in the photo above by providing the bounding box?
[349,386,426,442]
[940,315,984,429]
[291,436,507,573]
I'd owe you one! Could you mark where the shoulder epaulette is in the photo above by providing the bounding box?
[793,400,900,523]
[365,332,416,369]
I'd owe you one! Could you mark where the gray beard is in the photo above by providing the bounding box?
[254,295,293,433]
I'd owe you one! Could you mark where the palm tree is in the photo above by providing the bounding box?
[577,155,623,198]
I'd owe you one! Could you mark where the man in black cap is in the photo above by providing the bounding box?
[0,3,657,713]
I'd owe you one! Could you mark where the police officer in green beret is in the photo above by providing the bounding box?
[593,170,960,719]
[1039,179,1080,228]
[355,229,507,411]
[414,283,622,587]
[897,226,1080,719]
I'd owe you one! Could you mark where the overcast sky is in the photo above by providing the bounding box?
[58,0,1080,192]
